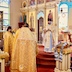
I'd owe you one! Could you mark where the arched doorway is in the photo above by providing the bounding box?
[37,11,44,44]
[38,17,43,43]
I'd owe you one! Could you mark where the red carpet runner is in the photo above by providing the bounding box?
[37,44,56,72]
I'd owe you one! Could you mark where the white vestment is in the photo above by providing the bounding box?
[44,25,54,52]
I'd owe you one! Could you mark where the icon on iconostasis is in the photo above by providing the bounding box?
[30,0,35,6]
[46,0,55,2]
[30,13,34,28]
[23,13,27,23]
[37,0,44,4]
[48,10,53,25]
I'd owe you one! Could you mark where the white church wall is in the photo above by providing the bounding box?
[10,0,22,29]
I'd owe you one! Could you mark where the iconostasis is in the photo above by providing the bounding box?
[20,0,57,43]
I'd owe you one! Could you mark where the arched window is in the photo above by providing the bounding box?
[59,4,68,31]
[0,0,10,30]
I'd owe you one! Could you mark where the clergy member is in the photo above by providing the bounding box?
[4,26,14,62]
[11,23,38,72]
[43,23,55,52]
[44,29,54,52]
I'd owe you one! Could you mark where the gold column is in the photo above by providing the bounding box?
[27,9,29,23]
[44,7,46,28]
[35,0,38,42]
[27,0,29,23]
[35,7,38,42]
[55,4,59,45]
[44,0,46,27]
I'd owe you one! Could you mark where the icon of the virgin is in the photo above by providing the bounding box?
[48,10,53,25]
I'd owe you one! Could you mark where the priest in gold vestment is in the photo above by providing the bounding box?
[11,23,38,72]
[4,26,14,62]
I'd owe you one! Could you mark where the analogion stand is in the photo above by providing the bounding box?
[0,52,9,72]
[54,48,72,72]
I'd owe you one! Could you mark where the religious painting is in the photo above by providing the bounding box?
[37,0,44,4]
[30,13,34,28]
[48,10,53,25]
[46,0,55,2]
[23,13,27,23]
[30,0,35,6]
